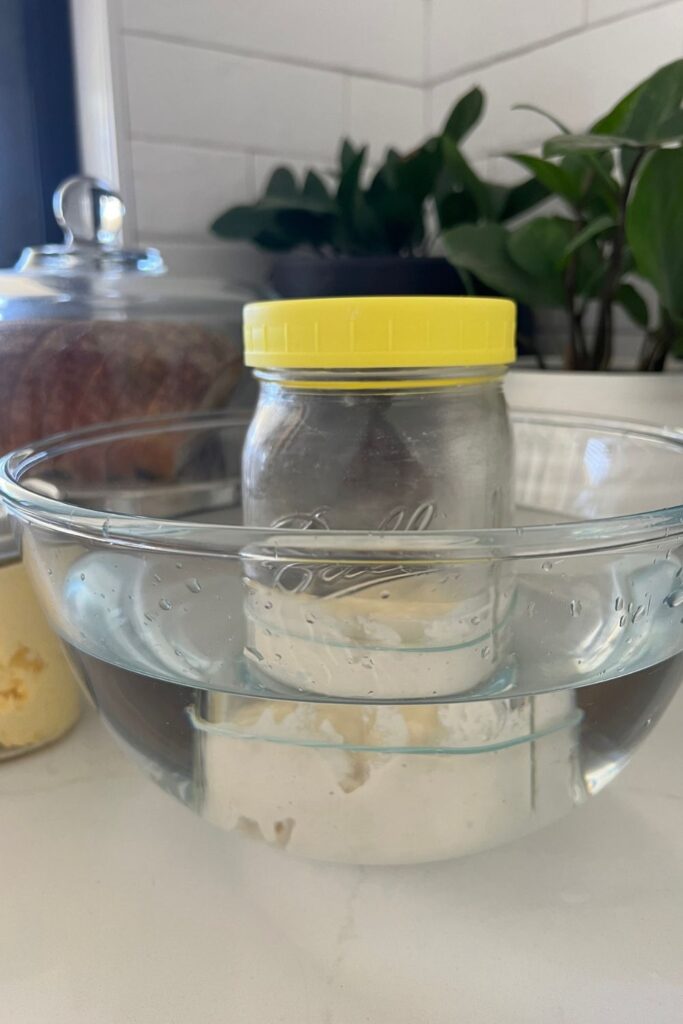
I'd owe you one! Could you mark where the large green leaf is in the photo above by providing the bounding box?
[443,87,485,143]
[339,139,361,174]
[549,61,683,157]
[616,283,650,329]
[591,82,642,135]
[366,170,424,252]
[592,59,683,141]
[211,205,299,250]
[508,216,604,299]
[392,142,441,203]
[507,217,571,299]
[211,205,280,240]
[265,167,298,199]
[619,58,683,143]
[545,133,640,155]
[562,214,616,260]
[655,109,683,141]
[302,170,331,204]
[442,222,561,307]
[508,154,582,204]
[498,176,549,221]
[441,137,496,219]
[436,189,479,229]
[560,152,620,217]
[626,147,683,318]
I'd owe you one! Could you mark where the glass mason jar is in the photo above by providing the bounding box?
[240,297,517,699]
[242,297,515,530]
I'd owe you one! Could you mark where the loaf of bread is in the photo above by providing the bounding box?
[0,319,242,478]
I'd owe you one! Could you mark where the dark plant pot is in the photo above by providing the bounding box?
[269,254,536,356]
[270,255,468,298]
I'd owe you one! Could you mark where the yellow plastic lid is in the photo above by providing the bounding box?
[243,296,516,370]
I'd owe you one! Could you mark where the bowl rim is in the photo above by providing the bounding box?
[0,408,682,560]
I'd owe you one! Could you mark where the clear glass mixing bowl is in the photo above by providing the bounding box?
[0,411,681,864]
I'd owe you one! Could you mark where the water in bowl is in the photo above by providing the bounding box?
[54,548,682,864]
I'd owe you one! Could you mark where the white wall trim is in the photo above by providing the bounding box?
[69,0,137,241]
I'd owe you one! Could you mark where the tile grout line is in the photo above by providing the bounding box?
[129,132,336,165]
[422,0,433,133]
[123,27,424,88]
[342,74,352,138]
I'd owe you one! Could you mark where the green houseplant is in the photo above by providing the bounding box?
[443,60,683,370]
[211,88,546,303]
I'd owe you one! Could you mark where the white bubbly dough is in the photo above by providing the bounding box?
[243,569,513,700]
[198,692,580,864]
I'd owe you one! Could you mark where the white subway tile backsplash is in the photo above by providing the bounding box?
[122,0,425,83]
[429,0,585,81]
[429,1,683,157]
[125,36,345,159]
[348,78,425,159]
[140,237,269,288]
[140,238,268,288]
[132,140,249,238]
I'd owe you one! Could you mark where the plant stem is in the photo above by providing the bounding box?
[563,222,588,370]
[591,150,645,371]
[638,309,676,371]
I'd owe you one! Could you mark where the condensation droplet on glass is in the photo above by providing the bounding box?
[542,561,553,572]
[102,519,110,537]
[144,612,153,623]
[361,656,374,669]
[264,600,273,611]
[153,573,161,584]
[381,590,390,599]
[628,601,633,613]
[570,600,582,617]
[185,577,202,594]
[274,652,282,661]
[615,596,624,611]
[159,597,173,611]
[471,615,481,626]
[619,614,627,628]
[80,572,86,581]
[664,588,683,608]
[175,562,183,570]
[481,645,490,659]
[305,613,316,624]
[527,601,536,618]
[47,568,53,576]
[632,605,645,623]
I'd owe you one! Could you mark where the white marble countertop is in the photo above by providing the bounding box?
[2,371,682,1023]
